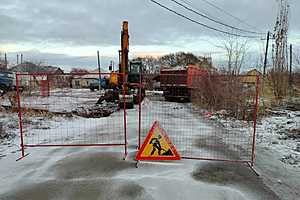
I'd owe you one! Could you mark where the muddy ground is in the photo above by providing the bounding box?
[1,96,299,200]
[0,148,284,200]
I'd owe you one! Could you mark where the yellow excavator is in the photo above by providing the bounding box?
[98,21,145,108]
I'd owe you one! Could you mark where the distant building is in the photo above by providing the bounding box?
[241,69,262,86]
[10,62,69,88]
[10,62,64,74]
[71,74,99,89]
[70,69,110,89]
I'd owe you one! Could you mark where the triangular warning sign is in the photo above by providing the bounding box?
[136,121,181,161]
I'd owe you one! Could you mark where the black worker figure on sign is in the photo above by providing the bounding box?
[149,134,173,156]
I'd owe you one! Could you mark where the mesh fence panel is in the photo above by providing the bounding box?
[16,73,126,150]
[139,73,259,163]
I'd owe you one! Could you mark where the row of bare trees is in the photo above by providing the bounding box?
[134,52,212,74]
[191,74,256,120]
[189,37,300,116]
[268,47,300,101]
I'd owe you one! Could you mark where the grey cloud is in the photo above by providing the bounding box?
[1,0,300,71]
[5,50,116,72]
[2,0,298,46]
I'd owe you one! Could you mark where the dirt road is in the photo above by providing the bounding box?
[0,148,280,200]
[0,99,296,200]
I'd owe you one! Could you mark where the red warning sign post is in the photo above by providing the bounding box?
[136,121,181,161]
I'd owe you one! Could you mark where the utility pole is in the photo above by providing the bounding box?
[21,54,23,64]
[263,31,270,77]
[97,51,101,91]
[17,54,19,65]
[289,44,293,88]
[4,53,7,69]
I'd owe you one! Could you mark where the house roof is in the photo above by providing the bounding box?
[72,74,99,79]
[241,69,261,83]
[245,69,262,75]
[10,62,64,74]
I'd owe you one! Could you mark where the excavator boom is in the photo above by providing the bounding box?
[120,21,129,76]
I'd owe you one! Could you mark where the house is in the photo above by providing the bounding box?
[70,69,110,89]
[71,74,99,89]
[10,62,64,74]
[9,62,69,88]
[241,69,262,85]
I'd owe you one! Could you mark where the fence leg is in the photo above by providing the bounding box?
[16,74,28,161]
[135,160,140,168]
[246,162,260,176]
[251,76,260,166]
[138,72,142,150]
[123,79,128,160]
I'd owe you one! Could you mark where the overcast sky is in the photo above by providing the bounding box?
[0,0,299,71]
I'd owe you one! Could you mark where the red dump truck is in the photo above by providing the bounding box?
[160,66,207,102]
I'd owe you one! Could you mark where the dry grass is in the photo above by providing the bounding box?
[191,75,257,120]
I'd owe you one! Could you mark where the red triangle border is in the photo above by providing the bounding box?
[136,121,181,161]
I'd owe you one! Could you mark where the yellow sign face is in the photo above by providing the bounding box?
[136,121,180,161]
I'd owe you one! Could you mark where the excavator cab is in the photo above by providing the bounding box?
[127,61,145,105]
[128,61,142,84]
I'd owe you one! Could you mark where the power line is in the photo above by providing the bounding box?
[178,0,216,20]
[199,0,263,33]
[177,0,228,40]
[149,0,260,39]
[170,0,264,35]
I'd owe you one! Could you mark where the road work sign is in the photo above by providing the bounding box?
[136,121,181,161]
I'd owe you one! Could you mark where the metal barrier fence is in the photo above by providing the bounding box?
[16,72,127,160]
[138,73,259,165]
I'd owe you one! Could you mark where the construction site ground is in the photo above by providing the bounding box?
[0,89,300,200]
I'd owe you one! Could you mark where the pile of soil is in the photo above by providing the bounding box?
[72,103,117,118]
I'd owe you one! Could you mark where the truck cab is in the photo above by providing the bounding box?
[89,78,108,91]
[0,71,14,96]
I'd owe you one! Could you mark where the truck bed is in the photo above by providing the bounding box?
[160,66,207,101]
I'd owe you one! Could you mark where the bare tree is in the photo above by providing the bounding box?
[268,0,290,101]
[133,56,160,74]
[294,48,300,70]
[217,37,248,75]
